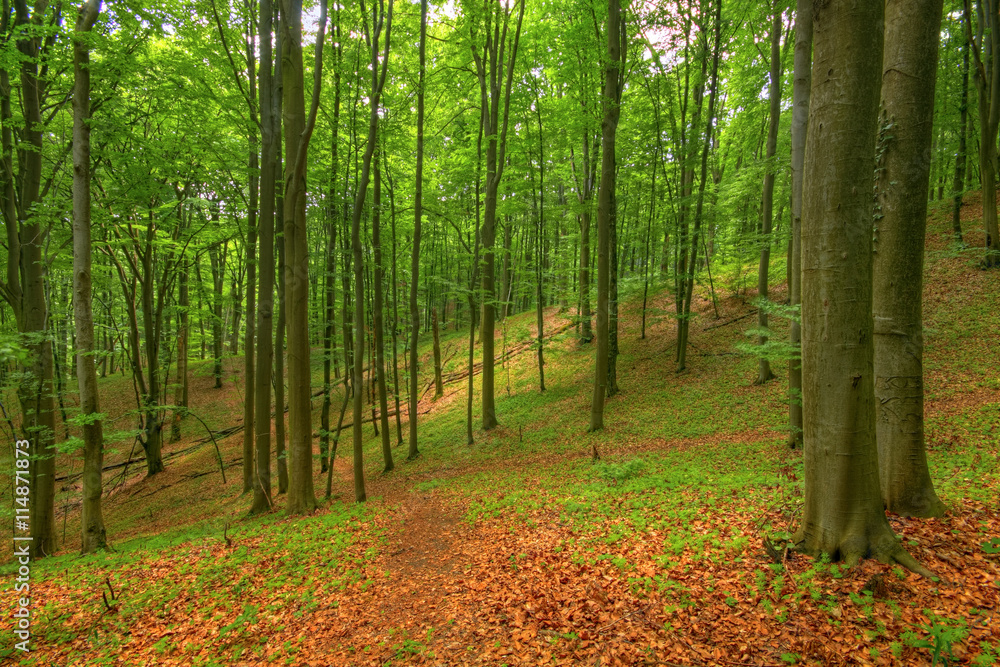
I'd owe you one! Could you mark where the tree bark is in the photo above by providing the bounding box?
[243,24,259,495]
[755,2,781,386]
[472,0,525,431]
[352,0,392,501]
[209,238,225,389]
[590,0,621,431]
[373,153,393,471]
[170,266,189,444]
[796,0,929,576]
[252,0,278,515]
[968,0,1000,266]
[281,0,326,514]
[787,0,810,449]
[408,0,427,459]
[676,1,721,373]
[431,307,443,399]
[953,5,971,243]
[873,0,946,518]
[73,0,106,554]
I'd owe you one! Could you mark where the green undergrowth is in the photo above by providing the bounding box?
[0,500,381,664]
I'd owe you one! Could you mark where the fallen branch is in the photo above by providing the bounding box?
[701,310,757,331]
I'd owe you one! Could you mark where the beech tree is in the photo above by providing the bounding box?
[966,0,1000,266]
[467,0,526,431]
[796,0,929,575]
[589,0,622,431]
[281,0,326,514]
[787,0,810,450]
[873,0,946,518]
[73,0,106,554]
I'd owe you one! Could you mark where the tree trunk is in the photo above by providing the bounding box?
[677,2,721,373]
[274,167,289,495]
[243,26,259,494]
[873,0,946,518]
[796,0,929,576]
[952,5,970,244]
[755,2,781,386]
[73,0,106,554]
[500,219,512,321]
[170,266,189,444]
[475,0,525,432]
[590,0,621,431]
[788,0,810,449]
[431,307,443,399]
[531,75,546,392]
[252,0,278,515]
[970,0,1000,266]
[209,238,225,389]
[373,153,393,471]
[320,54,341,474]
[408,0,427,459]
[352,0,391,501]
[579,210,593,343]
[385,163,404,445]
[281,0,326,514]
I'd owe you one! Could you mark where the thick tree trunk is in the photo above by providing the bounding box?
[251,0,278,515]
[73,0,105,554]
[873,0,946,518]
[9,2,58,557]
[281,0,325,514]
[788,0,810,449]
[796,0,929,576]
[590,0,621,431]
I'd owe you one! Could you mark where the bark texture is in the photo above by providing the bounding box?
[796,0,929,576]
[873,0,946,518]
[787,0,810,449]
[589,0,621,431]
[73,0,106,554]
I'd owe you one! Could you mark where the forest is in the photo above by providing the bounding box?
[0,0,998,663]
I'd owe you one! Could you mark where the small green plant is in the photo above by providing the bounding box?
[780,653,800,665]
[592,458,646,485]
[903,618,968,667]
[982,537,1000,554]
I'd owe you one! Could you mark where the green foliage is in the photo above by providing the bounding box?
[902,616,968,667]
[591,458,647,485]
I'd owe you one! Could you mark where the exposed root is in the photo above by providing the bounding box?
[890,547,936,580]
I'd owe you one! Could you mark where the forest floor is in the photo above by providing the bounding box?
[1,197,999,666]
